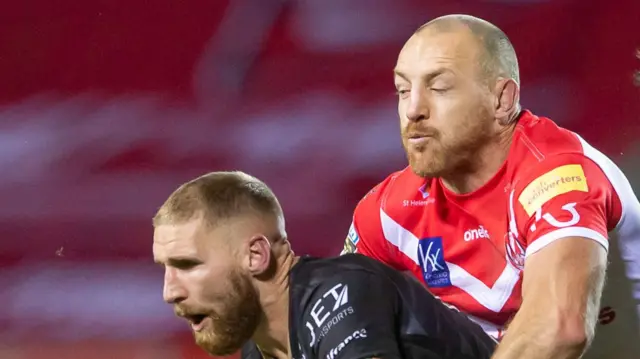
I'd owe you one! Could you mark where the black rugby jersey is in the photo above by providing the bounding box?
[241,254,496,359]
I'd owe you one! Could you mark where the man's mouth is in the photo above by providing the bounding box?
[407,134,432,144]
[188,314,207,325]
[185,314,209,331]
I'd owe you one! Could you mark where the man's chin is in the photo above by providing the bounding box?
[196,338,240,357]
[409,159,443,178]
[193,330,235,356]
[408,151,441,176]
[202,346,240,357]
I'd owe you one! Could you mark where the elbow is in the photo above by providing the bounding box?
[555,324,590,352]
[546,311,593,354]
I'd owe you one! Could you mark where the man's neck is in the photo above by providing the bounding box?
[252,247,299,359]
[441,124,515,194]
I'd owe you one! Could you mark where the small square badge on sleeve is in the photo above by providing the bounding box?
[341,223,360,254]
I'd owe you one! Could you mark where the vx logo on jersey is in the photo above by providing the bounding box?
[417,237,452,287]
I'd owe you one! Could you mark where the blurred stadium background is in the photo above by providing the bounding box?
[1,1,638,358]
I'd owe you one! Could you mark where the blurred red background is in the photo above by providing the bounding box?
[1,1,638,358]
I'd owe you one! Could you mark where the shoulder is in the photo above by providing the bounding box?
[509,111,585,168]
[343,169,424,266]
[353,167,424,215]
[291,255,396,290]
[509,111,627,202]
[290,255,402,313]
[503,117,638,264]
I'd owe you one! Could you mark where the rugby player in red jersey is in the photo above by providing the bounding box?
[342,14,640,359]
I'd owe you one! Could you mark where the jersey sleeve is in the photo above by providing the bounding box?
[510,153,619,260]
[340,180,408,271]
[300,269,402,359]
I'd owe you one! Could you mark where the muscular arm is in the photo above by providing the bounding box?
[494,155,615,359]
[491,237,607,359]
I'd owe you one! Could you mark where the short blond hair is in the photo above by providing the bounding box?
[153,171,283,227]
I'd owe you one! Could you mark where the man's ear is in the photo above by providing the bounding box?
[246,235,272,277]
[494,78,520,125]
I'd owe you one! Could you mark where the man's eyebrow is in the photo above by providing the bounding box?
[153,256,201,267]
[393,67,454,83]
[393,69,409,81]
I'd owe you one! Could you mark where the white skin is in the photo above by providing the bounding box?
[153,212,297,359]
[394,24,519,194]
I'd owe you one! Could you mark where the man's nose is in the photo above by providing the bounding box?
[163,267,187,304]
[405,88,430,123]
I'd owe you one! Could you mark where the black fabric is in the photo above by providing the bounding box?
[242,340,263,359]
[243,254,496,359]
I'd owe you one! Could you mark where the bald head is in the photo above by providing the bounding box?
[416,14,519,86]
[394,14,522,181]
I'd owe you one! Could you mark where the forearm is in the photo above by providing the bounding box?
[491,309,587,359]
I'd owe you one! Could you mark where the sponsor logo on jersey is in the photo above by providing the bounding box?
[418,183,430,199]
[317,306,355,340]
[403,183,434,207]
[340,223,359,254]
[506,190,526,270]
[464,225,490,241]
[505,232,525,270]
[403,199,433,207]
[326,329,367,359]
[305,283,352,346]
[518,164,588,215]
[347,224,359,245]
[417,237,451,288]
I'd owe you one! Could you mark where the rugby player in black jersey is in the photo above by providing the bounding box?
[152,171,495,359]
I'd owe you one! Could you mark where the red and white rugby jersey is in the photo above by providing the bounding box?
[341,111,640,349]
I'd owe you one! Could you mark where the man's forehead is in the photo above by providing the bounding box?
[153,220,206,259]
[396,30,480,74]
